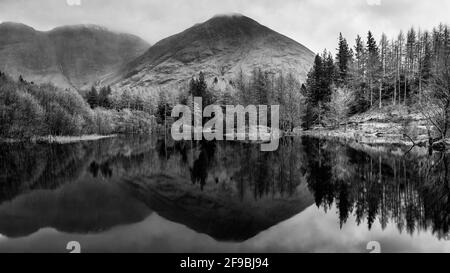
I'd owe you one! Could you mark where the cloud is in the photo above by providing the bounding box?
[366,0,381,6]
[66,0,81,6]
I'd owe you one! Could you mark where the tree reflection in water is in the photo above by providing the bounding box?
[1,135,450,239]
[303,137,450,239]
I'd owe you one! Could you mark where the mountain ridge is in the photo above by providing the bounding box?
[0,15,315,92]
[0,22,150,90]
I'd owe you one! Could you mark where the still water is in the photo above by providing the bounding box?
[0,135,449,253]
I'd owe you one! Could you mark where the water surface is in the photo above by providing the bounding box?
[0,136,449,253]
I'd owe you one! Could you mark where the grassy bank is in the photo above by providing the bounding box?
[0,134,117,144]
[36,134,117,144]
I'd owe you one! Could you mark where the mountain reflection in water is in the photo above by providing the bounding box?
[0,135,449,252]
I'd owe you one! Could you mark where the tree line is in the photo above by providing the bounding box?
[0,73,157,139]
[174,69,306,132]
[304,23,450,139]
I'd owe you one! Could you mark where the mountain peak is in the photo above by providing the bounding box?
[204,13,262,29]
[211,12,245,19]
[114,15,315,90]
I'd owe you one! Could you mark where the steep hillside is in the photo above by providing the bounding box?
[0,22,149,90]
[113,14,315,90]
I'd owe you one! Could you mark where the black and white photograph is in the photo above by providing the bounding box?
[1,0,450,259]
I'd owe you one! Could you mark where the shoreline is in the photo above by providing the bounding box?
[296,129,418,146]
[293,128,436,158]
[0,134,117,144]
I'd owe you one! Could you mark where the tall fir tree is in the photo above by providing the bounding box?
[189,71,213,107]
[354,35,366,80]
[87,86,99,108]
[366,31,380,107]
[421,31,433,84]
[98,86,112,108]
[379,33,388,108]
[252,68,269,105]
[405,28,417,102]
[304,51,335,127]
[336,33,353,86]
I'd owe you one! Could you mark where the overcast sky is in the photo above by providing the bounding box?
[0,0,449,53]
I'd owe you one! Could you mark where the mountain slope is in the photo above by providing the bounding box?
[0,22,150,90]
[113,14,315,90]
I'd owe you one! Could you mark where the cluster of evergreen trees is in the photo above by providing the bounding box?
[304,23,450,135]
[86,86,112,109]
[189,72,213,105]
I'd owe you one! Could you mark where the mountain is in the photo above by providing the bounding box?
[112,14,315,90]
[122,174,314,241]
[0,22,149,90]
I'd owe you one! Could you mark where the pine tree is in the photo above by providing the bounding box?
[87,86,99,108]
[306,55,322,106]
[336,33,353,86]
[392,38,398,105]
[350,35,370,112]
[235,68,250,105]
[197,71,208,100]
[304,51,335,126]
[252,68,269,105]
[397,31,405,104]
[189,71,212,106]
[323,51,335,96]
[98,86,112,108]
[366,31,380,107]
[354,35,366,81]
[379,33,388,108]
[405,28,417,103]
[420,31,433,95]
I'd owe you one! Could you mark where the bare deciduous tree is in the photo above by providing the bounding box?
[327,87,354,129]
[419,25,450,142]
